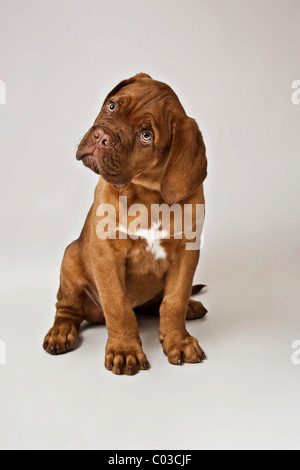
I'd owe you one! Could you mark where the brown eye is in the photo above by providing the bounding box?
[140,131,152,143]
[108,102,116,111]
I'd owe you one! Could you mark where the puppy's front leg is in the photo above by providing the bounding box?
[159,250,206,365]
[92,248,149,375]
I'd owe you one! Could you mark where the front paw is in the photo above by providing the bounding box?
[43,320,78,355]
[105,339,150,376]
[161,334,206,365]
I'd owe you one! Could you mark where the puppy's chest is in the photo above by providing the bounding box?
[123,224,171,275]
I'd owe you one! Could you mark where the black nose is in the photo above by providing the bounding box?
[93,128,114,148]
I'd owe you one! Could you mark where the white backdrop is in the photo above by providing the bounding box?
[0,0,299,450]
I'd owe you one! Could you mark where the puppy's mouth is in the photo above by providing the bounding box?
[81,153,100,174]
[80,153,130,188]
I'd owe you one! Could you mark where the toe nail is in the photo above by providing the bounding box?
[116,367,121,375]
[128,367,133,375]
[177,359,182,365]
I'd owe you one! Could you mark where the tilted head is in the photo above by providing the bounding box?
[76,73,207,204]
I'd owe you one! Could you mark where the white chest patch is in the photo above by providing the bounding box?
[118,222,167,260]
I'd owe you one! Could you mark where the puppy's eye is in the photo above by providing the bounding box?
[108,102,116,111]
[140,131,152,143]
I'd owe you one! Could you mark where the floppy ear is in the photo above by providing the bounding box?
[160,117,207,204]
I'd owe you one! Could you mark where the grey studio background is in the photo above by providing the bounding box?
[0,0,299,450]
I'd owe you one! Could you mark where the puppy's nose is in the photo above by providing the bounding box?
[93,128,114,148]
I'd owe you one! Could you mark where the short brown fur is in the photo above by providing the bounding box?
[43,74,208,375]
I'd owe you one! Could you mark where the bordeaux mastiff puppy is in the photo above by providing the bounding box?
[43,73,208,375]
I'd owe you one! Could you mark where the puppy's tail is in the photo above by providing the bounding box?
[191,284,207,296]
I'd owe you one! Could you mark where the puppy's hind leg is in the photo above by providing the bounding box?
[43,241,85,355]
[186,299,208,320]
[185,284,208,320]
[135,285,208,320]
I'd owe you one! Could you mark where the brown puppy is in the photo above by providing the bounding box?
[43,73,208,375]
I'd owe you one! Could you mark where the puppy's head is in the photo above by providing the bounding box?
[76,73,207,203]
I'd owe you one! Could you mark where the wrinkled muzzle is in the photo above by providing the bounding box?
[76,126,131,187]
